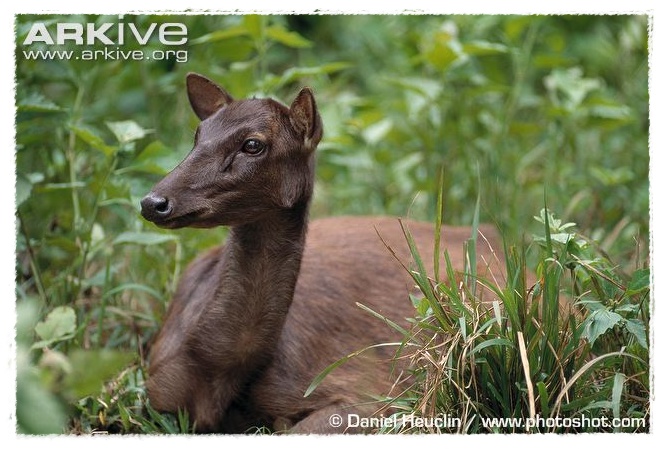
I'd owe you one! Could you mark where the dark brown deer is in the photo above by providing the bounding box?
[140,73,504,433]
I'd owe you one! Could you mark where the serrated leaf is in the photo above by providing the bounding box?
[106,120,151,145]
[34,306,76,343]
[113,231,178,246]
[582,308,623,346]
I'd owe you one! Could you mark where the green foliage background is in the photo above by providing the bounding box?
[14,14,649,433]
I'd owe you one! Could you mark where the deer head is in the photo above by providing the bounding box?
[141,73,323,229]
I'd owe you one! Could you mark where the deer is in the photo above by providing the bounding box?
[140,73,505,433]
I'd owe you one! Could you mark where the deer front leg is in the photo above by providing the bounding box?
[147,354,242,432]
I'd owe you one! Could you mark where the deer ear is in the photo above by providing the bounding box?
[186,73,234,121]
[289,87,323,151]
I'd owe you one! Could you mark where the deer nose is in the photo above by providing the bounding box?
[141,192,173,222]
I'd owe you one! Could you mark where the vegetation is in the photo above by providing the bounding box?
[362,206,649,433]
[15,14,649,434]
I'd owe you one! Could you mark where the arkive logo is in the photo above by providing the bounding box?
[23,20,188,46]
[21,17,189,63]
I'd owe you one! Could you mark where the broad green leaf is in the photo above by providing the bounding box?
[106,120,151,145]
[122,140,178,175]
[625,319,648,349]
[615,302,639,313]
[422,29,464,72]
[34,306,76,344]
[70,125,116,156]
[262,62,352,91]
[16,172,33,206]
[113,231,178,246]
[17,92,63,113]
[626,268,650,296]
[544,67,601,110]
[582,308,623,346]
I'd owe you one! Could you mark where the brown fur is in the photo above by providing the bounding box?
[141,73,505,433]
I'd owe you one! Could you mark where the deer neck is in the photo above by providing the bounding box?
[212,201,309,364]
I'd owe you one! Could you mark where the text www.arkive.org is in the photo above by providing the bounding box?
[22,47,188,63]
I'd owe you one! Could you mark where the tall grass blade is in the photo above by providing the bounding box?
[517,332,536,423]
[304,342,403,398]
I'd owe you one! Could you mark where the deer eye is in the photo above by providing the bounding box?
[241,139,266,155]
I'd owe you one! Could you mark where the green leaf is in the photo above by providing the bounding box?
[70,125,117,156]
[589,104,633,121]
[463,40,509,56]
[362,118,392,146]
[113,231,178,246]
[611,372,626,420]
[34,306,76,345]
[189,25,248,44]
[106,120,151,145]
[468,338,515,357]
[262,62,351,91]
[64,349,134,399]
[17,92,63,113]
[266,25,313,48]
[304,342,401,398]
[590,166,634,187]
[121,140,178,175]
[537,381,551,418]
[17,350,68,434]
[626,268,650,296]
[544,67,602,110]
[422,29,464,72]
[244,15,265,42]
[16,172,33,206]
[624,318,648,349]
[582,308,623,346]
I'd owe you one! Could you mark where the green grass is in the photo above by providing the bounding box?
[370,207,650,434]
[15,14,649,434]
